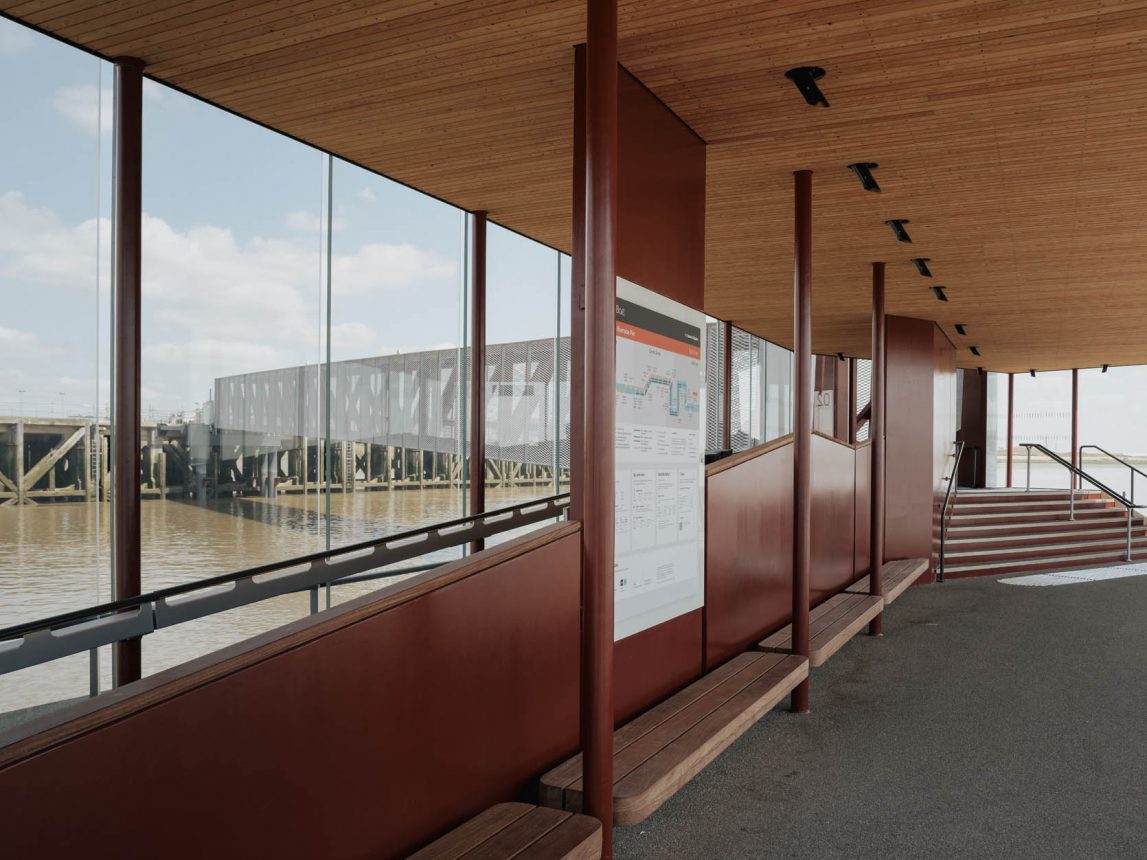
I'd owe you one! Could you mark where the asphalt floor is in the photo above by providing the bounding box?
[614,570,1147,859]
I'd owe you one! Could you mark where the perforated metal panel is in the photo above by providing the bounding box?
[855,358,872,442]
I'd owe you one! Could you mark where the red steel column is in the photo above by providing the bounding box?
[868,263,886,636]
[847,358,858,445]
[112,57,144,687]
[791,170,812,713]
[570,49,587,524]
[721,322,732,450]
[469,211,487,553]
[1071,368,1079,489]
[1006,373,1014,488]
[583,0,618,848]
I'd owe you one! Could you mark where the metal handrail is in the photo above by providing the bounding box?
[936,440,966,583]
[1021,442,1142,562]
[0,492,570,680]
[1079,444,1147,506]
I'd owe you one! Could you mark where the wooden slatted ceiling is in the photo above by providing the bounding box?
[7,0,1147,371]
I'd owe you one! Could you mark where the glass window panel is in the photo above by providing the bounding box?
[139,84,327,675]
[0,20,113,712]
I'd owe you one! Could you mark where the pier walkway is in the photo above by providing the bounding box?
[615,571,1147,859]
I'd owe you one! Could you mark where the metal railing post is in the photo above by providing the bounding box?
[1128,512,1133,562]
[1026,446,1031,491]
[1070,481,1075,520]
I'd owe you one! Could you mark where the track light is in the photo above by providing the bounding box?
[977,367,985,376]
[911,257,932,277]
[969,346,981,356]
[784,66,829,107]
[1102,364,1109,373]
[885,219,912,243]
[931,286,948,302]
[954,323,967,335]
[848,162,880,192]
[1030,369,1037,377]
[836,352,845,361]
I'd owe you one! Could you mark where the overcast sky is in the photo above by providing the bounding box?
[1,17,1143,453]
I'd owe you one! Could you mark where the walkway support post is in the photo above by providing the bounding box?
[1006,373,1014,488]
[583,0,618,848]
[721,322,732,450]
[791,170,813,713]
[848,358,858,445]
[869,263,886,635]
[112,56,144,687]
[1071,368,1079,490]
[469,211,487,554]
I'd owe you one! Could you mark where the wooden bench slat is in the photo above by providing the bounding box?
[457,807,569,859]
[409,803,535,860]
[562,652,788,801]
[507,815,602,860]
[847,558,929,604]
[759,592,883,667]
[610,654,808,825]
[542,653,808,826]
[760,592,866,650]
[538,651,762,803]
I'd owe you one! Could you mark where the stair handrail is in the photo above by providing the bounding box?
[937,440,966,583]
[1021,442,1142,562]
[1079,444,1147,506]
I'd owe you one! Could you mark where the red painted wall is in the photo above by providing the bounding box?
[811,433,856,604]
[884,315,937,563]
[0,526,583,860]
[703,439,794,669]
[614,610,703,723]
[854,442,872,579]
[616,64,706,312]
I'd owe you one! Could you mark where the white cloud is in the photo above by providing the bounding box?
[356,187,376,202]
[286,210,321,232]
[0,326,52,360]
[0,191,458,410]
[0,19,34,56]
[52,84,112,137]
[332,241,456,296]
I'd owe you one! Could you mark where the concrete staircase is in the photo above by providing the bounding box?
[941,489,1147,579]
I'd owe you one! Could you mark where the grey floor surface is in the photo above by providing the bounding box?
[614,572,1147,859]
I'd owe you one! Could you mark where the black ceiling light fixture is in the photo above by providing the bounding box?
[1030,369,1037,377]
[847,162,881,192]
[1102,364,1110,373]
[784,66,829,107]
[885,219,912,243]
[977,367,985,376]
[911,257,933,277]
[954,323,967,336]
[836,352,846,361]
[969,346,981,356]
[931,286,948,302]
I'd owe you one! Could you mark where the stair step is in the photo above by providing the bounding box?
[955,490,1103,504]
[946,526,1146,549]
[946,537,1147,565]
[944,549,1147,579]
[948,510,1129,526]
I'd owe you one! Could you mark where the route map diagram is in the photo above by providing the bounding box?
[613,279,706,641]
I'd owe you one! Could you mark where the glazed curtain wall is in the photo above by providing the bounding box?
[704,322,794,453]
[0,17,570,712]
[0,22,114,713]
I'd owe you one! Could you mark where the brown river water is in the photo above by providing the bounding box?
[0,486,552,715]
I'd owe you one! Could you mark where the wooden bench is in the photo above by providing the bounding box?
[409,803,601,859]
[758,592,882,666]
[538,651,807,826]
[846,558,929,605]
